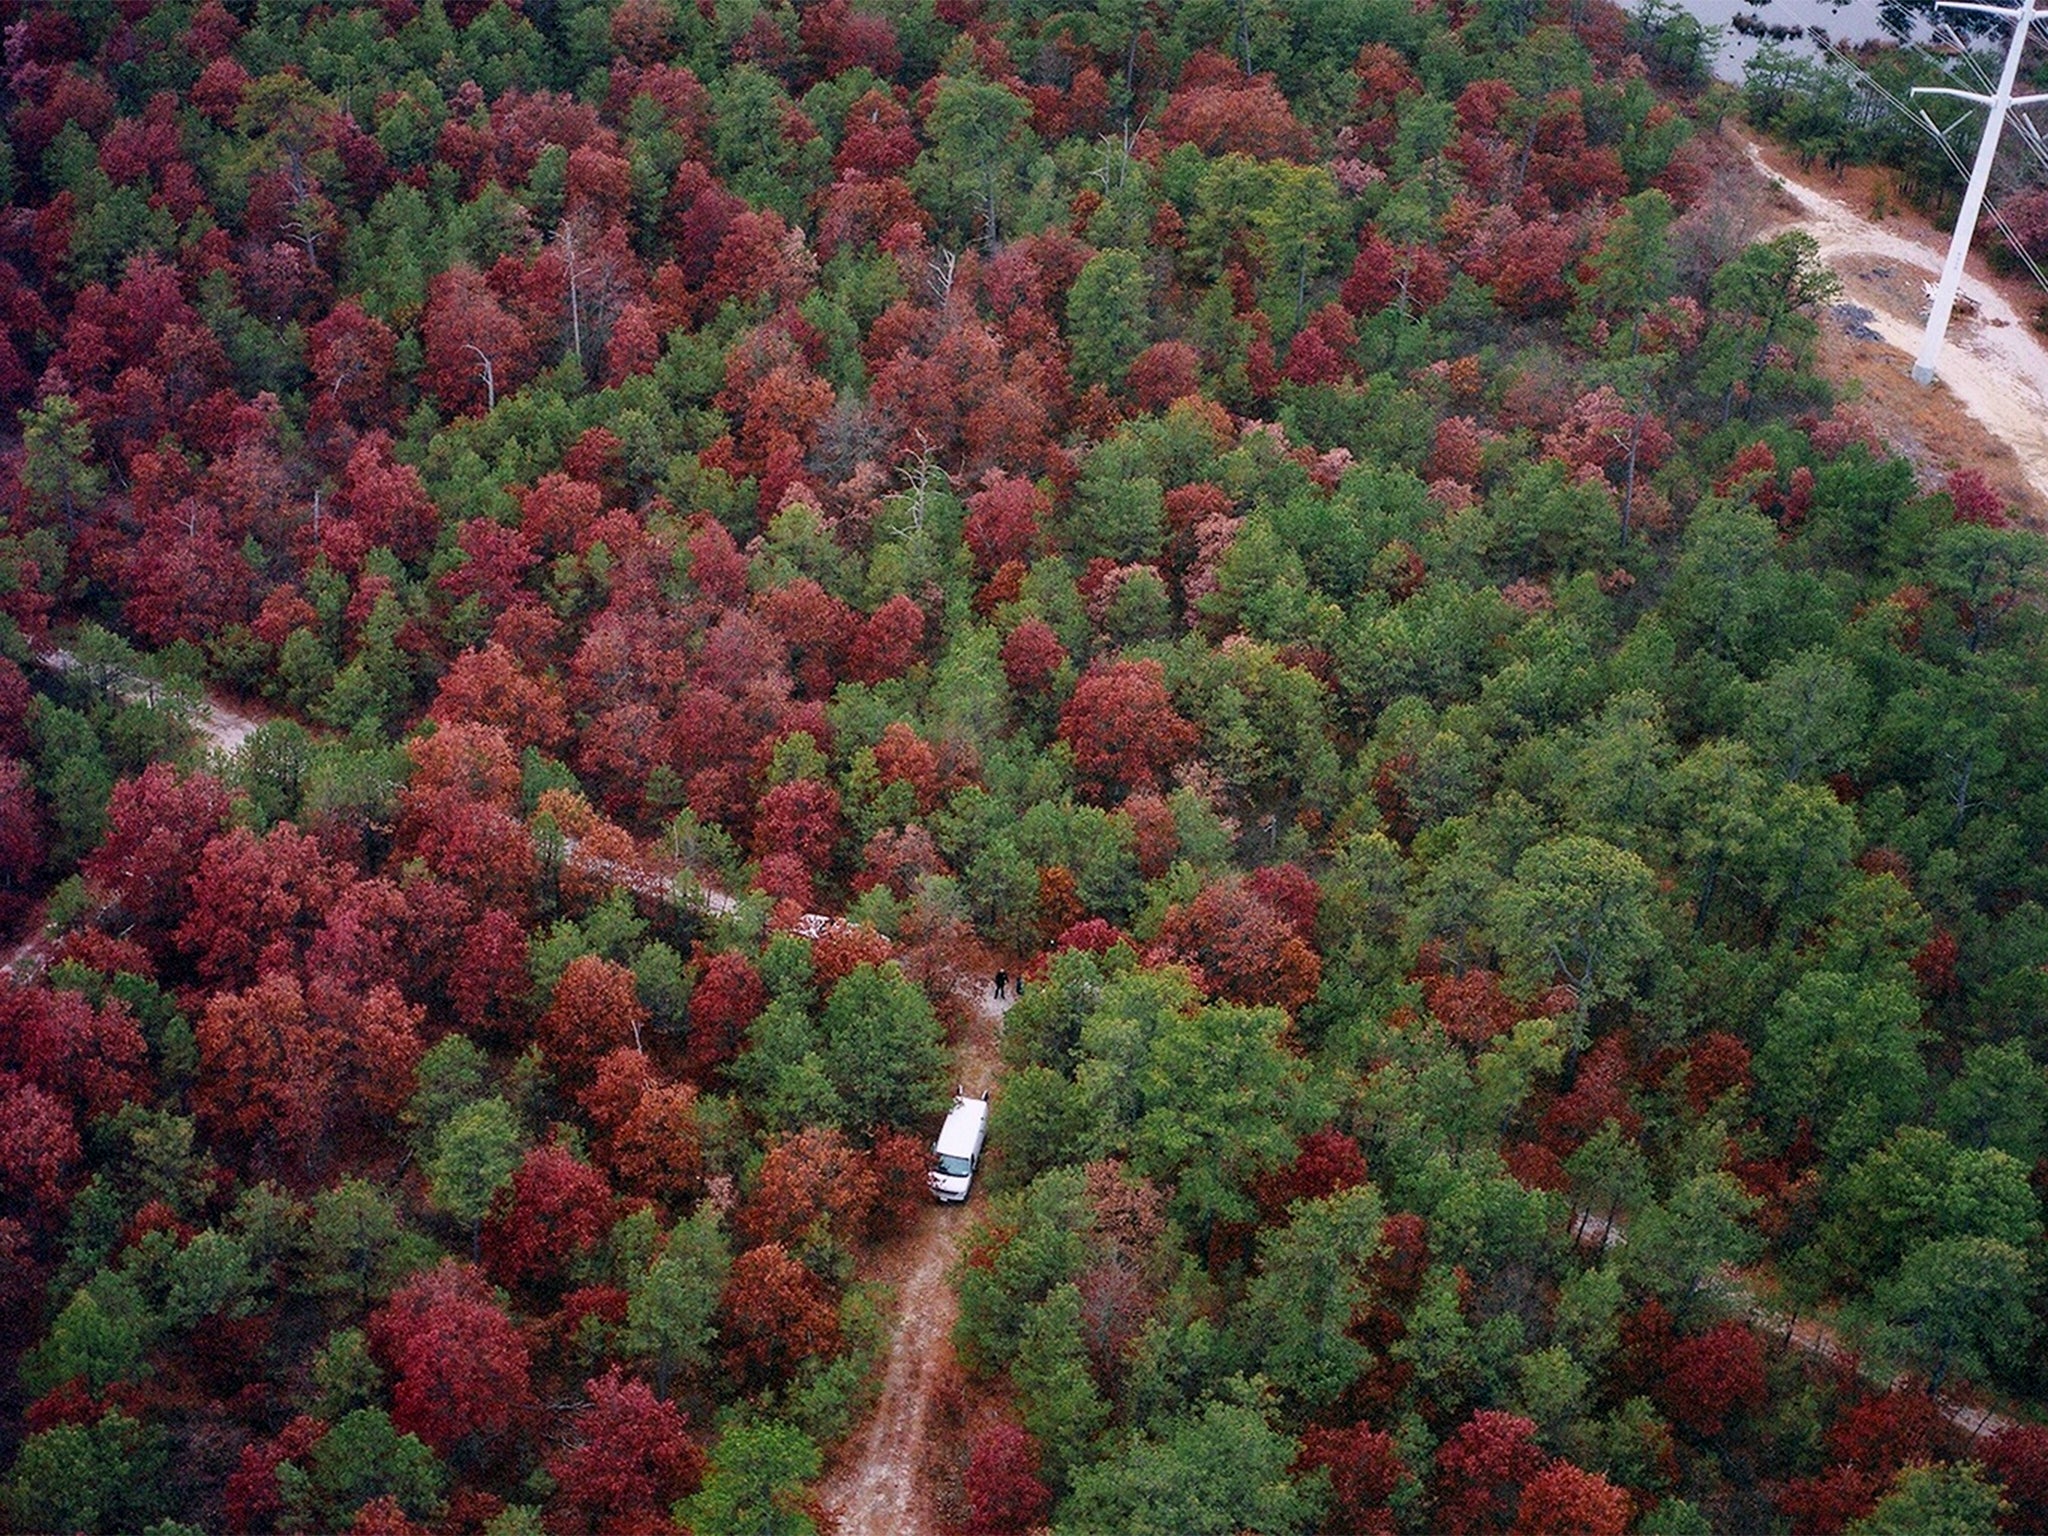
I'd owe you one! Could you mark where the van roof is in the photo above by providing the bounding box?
[934,1095,988,1157]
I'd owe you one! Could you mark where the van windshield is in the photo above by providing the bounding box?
[936,1154,973,1177]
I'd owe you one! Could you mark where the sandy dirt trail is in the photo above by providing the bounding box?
[1,653,269,981]
[1742,138,2048,504]
[1574,1209,2018,1442]
[819,978,1009,1536]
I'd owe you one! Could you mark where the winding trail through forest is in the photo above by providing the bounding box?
[1574,1210,2020,1442]
[819,978,1009,1536]
[0,650,269,982]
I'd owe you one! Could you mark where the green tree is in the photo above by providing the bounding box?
[407,1037,492,1150]
[1063,440,1165,563]
[1234,1185,1387,1411]
[306,1179,425,1311]
[817,963,948,1132]
[1489,834,1664,1033]
[32,704,114,870]
[1253,162,1347,330]
[1927,522,2046,654]
[1936,1041,2048,1163]
[1059,1380,1315,1536]
[1066,250,1151,391]
[3,1411,171,1534]
[160,1229,263,1332]
[426,1098,522,1256]
[1128,1003,1306,1245]
[1870,1236,2036,1390]
[625,1207,732,1397]
[1011,1284,1112,1489]
[1662,502,1793,671]
[1582,189,1677,354]
[1816,1126,2040,1287]
[1514,1343,1593,1447]
[918,76,1034,249]
[307,1408,448,1526]
[1702,230,1841,418]
[1743,647,1871,784]
[1555,691,1674,855]
[986,1064,1095,1190]
[1386,1263,1505,1426]
[1755,972,1927,1165]
[1622,1171,1760,1321]
[1565,1121,1650,1247]
[22,1271,158,1397]
[1845,1462,2011,1535]
[1751,781,1858,930]
[20,393,106,526]
[954,1167,1091,1375]
[1662,739,1768,928]
[677,1419,822,1536]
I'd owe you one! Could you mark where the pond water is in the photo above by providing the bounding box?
[1681,0,1945,78]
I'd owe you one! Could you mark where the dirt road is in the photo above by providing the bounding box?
[1742,138,2048,507]
[555,847,1018,1531]
[2,653,270,982]
[819,979,1010,1536]
[31,646,269,757]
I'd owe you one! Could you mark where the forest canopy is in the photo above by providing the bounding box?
[0,0,2045,1532]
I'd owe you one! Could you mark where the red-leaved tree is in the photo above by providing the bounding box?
[1655,1320,1767,1440]
[482,1141,617,1291]
[1510,1460,1631,1536]
[81,764,231,951]
[192,972,344,1173]
[1433,1410,1547,1536]
[1057,657,1198,801]
[719,1242,841,1388]
[1982,1424,2048,1533]
[1295,1422,1407,1536]
[539,955,649,1083]
[369,1262,535,1455]
[963,1420,1054,1535]
[545,1368,704,1535]
[1148,878,1322,1013]
[684,949,767,1083]
[739,1125,880,1252]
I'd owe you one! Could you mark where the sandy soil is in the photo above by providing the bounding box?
[1,654,270,980]
[819,977,1010,1536]
[192,692,267,755]
[32,646,270,756]
[0,900,49,983]
[1741,135,2048,515]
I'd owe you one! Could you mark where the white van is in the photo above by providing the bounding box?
[928,1089,990,1203]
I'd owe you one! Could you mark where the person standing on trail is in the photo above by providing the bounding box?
[993,969,1008,999]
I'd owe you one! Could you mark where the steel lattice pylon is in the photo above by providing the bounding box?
[1911,0,2048,384]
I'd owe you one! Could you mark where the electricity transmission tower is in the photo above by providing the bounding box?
[1910,0,2048,384]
